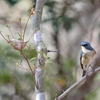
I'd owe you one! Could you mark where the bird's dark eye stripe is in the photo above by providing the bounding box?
[83,44,87,46]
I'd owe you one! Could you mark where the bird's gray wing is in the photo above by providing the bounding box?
[82,70,86,77]
[80,52,83,69]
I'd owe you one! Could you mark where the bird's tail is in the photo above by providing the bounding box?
[82,70,86,77]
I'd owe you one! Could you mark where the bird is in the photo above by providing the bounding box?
[80,41,96,77]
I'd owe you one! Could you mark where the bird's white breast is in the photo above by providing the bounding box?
[81,46,91,53]
[81,46,96,70]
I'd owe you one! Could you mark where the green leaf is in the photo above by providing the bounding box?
[19,60,22,63]
[18,38,22,40]
[43,53,48,59]
[30,57,37,61]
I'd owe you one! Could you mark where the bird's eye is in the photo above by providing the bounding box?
[83,44,88,46]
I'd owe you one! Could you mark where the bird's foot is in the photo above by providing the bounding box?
[89,64,95,73]
[86,74,89,79]
[92,68,95,74]
[89,65,95,72]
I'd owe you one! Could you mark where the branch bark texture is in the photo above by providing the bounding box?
[33,0,45,100]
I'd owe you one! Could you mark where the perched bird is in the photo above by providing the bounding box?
[80,41,96,77]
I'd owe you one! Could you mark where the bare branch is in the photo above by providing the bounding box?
[55,67,100,100]
[6,25,14,38]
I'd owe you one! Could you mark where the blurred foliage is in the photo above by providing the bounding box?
[0,44,36,83]
[43,16,77,31]
[86,90,98,100]
[0,45,35,100]
[0,0,100,100]
[0,70,12,84]
[43,2,78,98]
[44,1,78,31]
[22,45,37,59]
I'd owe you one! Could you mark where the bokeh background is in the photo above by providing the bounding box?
[0,0,100,100]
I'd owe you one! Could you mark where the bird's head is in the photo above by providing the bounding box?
[81,41,94,52]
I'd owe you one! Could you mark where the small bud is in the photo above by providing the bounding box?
[30,8,35,15]
[16,62,19,66]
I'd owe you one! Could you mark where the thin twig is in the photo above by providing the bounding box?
[23,14,31,40]
[17,62,36,70]
[21,51,38,89]
[0,32,9,42]
[27,29,37,42]
[55,67,100,100]
[21,51,34,74]
[47,49,60,52]
[19,18,23,39]
[7,27,14,38]
[17,32,22,39]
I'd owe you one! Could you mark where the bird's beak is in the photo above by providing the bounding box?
[80,44,83,46]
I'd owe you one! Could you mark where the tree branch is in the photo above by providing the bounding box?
[55,67,100,100]
[33,0,45,100]
[33,0,45,30]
